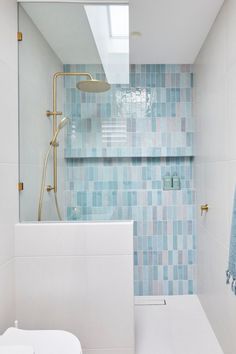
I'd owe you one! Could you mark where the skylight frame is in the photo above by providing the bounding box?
[108,5,129,39]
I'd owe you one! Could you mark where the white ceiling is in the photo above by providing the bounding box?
[22,0,224,64]
[22,3,101,64]
[130,0,224,63]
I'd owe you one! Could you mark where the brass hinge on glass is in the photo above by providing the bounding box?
[201,204,209,216]
[18,182,24,192]
[17,32,23,42]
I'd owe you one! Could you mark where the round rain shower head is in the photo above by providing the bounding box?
[76,79,111,93]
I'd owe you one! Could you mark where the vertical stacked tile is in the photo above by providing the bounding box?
[64,64,194,158]
[64,64,196,295]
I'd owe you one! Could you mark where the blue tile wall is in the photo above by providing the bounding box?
[65,157,196,296]
[64,64,194,158]
[64,64,196,296]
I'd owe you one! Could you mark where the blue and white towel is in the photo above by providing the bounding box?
[226,187,236,294]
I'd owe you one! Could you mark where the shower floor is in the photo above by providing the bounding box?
[135,295,223,354]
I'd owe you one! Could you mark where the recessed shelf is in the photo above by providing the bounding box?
[64,148,194,159]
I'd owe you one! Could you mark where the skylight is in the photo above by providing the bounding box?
[85,4,129,84]
[109,5,129,38]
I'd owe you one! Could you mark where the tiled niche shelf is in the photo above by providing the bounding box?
[64,149,194,159]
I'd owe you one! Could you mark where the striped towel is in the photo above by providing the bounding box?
[226,187,236,294]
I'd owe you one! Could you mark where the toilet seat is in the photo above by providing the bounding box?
[0,328,82,354]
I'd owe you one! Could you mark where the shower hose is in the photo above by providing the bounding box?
[38,144,62,221]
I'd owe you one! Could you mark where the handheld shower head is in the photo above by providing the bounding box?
[50,117,70,146]
[58,117,70,130]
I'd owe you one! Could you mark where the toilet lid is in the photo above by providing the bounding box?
[0,346,34,354]
[0,328,82,354]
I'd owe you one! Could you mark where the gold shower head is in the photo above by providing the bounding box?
[76,79,111,93]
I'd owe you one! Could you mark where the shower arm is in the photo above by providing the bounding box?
[47,72,93,193]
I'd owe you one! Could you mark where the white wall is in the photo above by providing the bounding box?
[15,222,135,354]
[18,0,125,3]
[195,0,236,353]
[0,0,18,333]
[19,5,64,221]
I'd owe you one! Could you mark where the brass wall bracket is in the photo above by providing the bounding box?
[46,185,54,192]
[46,110,62,117]
[50,141,59,147]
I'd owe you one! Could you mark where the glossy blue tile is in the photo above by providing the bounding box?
[64,64,196,296]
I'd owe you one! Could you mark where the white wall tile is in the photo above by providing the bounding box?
[0,165,18,266]
[86,256,134,348]
[0,261,15,334]
[195,0,236,353]
[15,255,134,352]
[15,222,134,353]
[203,161,230,246]
[15,222,133,257]
[15,256,88,339]
[0,0,18,333]
[226,64,236,161]
[15,223,86,256]
[0,61,18,164]
[0,0,17,69]
[197,225,236,354]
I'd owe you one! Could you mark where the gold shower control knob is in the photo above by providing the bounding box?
[201,204,209,216]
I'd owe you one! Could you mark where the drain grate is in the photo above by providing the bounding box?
[135,297,167,306]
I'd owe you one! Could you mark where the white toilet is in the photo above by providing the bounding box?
[0,327,82,354]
